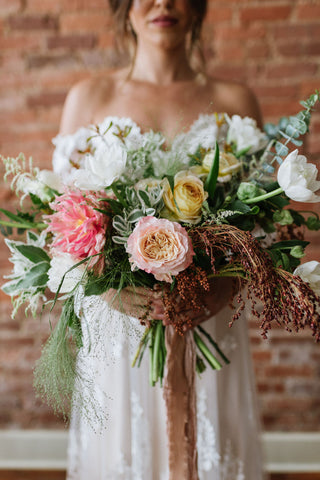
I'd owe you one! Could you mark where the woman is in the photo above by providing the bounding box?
[57,0,266,478]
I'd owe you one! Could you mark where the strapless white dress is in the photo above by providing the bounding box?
[52,115,268,480]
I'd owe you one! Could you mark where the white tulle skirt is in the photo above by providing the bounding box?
[66,292,267,480]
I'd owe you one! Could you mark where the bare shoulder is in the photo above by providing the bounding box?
[207,77,263,127]
[59,69,124,135]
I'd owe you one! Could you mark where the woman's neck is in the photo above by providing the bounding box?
[129,41,196,86]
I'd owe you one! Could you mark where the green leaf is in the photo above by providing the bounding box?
[127,209,144,223]
[112,235,129,245]
[229,199,252,214]
[205,142,220,200]
[166,175,175,194]
[273,209,294,225]
[137,189,151,207]
[0,208,35,227]
[288,117,308,135]
[14,262,49,290]
[279,252,290,270]
[275,141,289,157]
[306,216,320,231]
[15,244,50,264]
[290,245,305,259]
[269,240,309,250]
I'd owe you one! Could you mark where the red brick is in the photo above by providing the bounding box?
[277,41,320,58]
[27,53,79,69]
[240,6,292,23]
[215,24,267,41]
[0,0,21,15]
[0,33,43,50]
[217,44,245,61]
[60,12,111,33]
[272,23,320,40]
[8,14,58,31]
[47,33,97,50]
[297,4,320,20]
[246,43,270,59]
[253,84,299,99]
[263,62,318,80]
[261,100,305,117]
[205,7,233,23]
[264,365,314,377]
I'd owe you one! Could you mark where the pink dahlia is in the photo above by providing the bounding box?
[46,190,109,264]
[126,216,195,283]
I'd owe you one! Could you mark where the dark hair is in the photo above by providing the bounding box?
[109,0,207,56]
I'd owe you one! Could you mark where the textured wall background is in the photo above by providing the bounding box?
[0,0,319,431]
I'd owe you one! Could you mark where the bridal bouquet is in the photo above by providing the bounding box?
[1,91,320,420]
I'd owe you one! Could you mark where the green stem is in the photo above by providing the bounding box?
[131,326,151,368]
[243,187,284,205]
[152,322,162,385]
[197,325,230,365]
[194,331,222,370]
[0,220,46,230]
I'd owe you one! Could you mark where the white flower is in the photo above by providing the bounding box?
[226,114,267,155]
[17,169,63,202]
[294,261,320,296]
[172,114,219,155]
[47,253,84,294]
[2,233,48,317]
[52,127,92,184]
[37,170,63,192]
[277,150,320,203]
[93,116,143,151]
[4,232,46,279]
[74,143,127,190]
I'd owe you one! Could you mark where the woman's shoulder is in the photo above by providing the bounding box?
[205,75,263,126]
[59,69,127,135]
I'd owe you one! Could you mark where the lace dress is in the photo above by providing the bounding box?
[52,115,267,480]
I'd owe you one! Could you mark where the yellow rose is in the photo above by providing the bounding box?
[202,151,242,183]
[162,171,208,224]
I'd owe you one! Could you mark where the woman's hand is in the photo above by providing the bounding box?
[104,277,234,326]
[104,286,165,321]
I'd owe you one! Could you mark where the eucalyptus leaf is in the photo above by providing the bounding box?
[275,142,289,157]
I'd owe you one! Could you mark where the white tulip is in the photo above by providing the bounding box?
[277,149,320,203]
[294,261,320,296]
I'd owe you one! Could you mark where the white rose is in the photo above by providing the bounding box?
[47,253,84,294]
[74,143,127,190]
[52,127,92,183]
[277,150,320,203]
[294,261,320,296]
[226,115,267,155]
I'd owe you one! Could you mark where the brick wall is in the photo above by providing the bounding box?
[0,0,319,431]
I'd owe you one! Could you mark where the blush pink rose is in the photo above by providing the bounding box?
[45,190,109,265]
[126,216,194,283]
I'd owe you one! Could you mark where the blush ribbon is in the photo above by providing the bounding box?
[163,325,199,480]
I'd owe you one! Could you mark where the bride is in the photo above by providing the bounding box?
[55,0,267,478]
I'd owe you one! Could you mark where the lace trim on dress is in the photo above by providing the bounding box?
[197,388,245,480]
